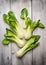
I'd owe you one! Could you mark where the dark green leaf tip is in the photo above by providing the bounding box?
[3,14,9,24]
[20,8,28,19]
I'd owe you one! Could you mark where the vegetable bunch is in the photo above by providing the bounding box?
[3,11,24,38]
[2,8,45,57]
[20,8,45,39]
[2,28,25,47]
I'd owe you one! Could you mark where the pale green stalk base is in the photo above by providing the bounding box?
[14,36,25,47]
[25,26,32,39]
[16,25,24,39]
[16,42,39,57]
[25,31,32,39]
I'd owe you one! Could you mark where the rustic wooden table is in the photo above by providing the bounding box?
[0,0,46,65]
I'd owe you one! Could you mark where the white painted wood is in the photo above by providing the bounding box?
[11,0,32,65]
[0,0,12,65]
[32,0,46,65]
[1,0,46,65]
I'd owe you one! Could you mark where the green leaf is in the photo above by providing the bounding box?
[26,35,40,43]
[8,11,15,17]
[4,28,15,37]
[9,21,17,29]
[8,11,18,24]
[20,8,28,19]
[27,42,40,52]
[3,14,9,24]
[24,17,32,28]
[2,39,10,45]
[8,11,18,22]
[38,22,45,29]
[6,36,15,41]
[30,20,40,29]
[30,35,40,43]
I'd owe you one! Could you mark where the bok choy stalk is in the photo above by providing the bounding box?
[25,20,40,39]
[25,20,45,39]
[2,28,25,47]
[20,8,45,39]
[3,11,24,38]
[16,35,40,57]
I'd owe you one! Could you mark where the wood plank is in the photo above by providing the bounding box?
[11,0,32,65]
[0,0,12,65]
[32,0,46,65]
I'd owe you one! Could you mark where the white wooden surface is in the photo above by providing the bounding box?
[0,0,12,65]
[0,0,46,65]
[32,0,46,65]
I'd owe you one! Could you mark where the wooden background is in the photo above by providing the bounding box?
[0,0,46,65]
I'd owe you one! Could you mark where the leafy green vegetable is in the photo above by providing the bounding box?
[16,42,39,57]
[16,35,40,57]
[2,28,25,47]
[20,8,45,39]
[2,9,45,58]
[20,8,28,19]
[24,20,45,39]
[3,11,24,38]
[25,20,40,39]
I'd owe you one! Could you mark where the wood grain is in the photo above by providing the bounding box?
[0,0,46,65]
[0,0,12,65]
[32,0,46,65]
